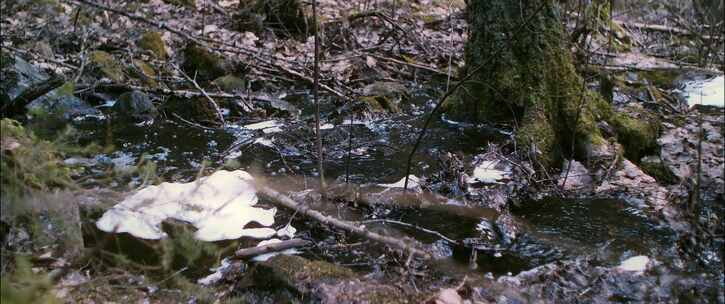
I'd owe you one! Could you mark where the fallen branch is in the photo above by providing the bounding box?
[614,20,721,41]
[256,184,432,259]
[234,238,311,259]
[174,64,226,126]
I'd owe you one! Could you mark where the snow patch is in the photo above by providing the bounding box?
[378,175,421,191]
[679,75,724,107]
[96,170,277,241]
[616,255,650,273]
[251,238,302,262]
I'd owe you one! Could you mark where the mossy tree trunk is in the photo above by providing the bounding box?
[453,0,657,168]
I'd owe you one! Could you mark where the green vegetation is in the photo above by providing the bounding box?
[138,31,168,60]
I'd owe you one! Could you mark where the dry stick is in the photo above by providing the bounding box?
[67,0,347,100]
[234,238,311,259]
[174,65,226,126]
[313,0,326,192]
[402,2,548,192]
[257,184,431,259]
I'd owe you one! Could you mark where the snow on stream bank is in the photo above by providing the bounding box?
[96,170,277,241]
[679,75,724,107]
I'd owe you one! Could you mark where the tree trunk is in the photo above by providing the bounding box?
[452,0,657,168]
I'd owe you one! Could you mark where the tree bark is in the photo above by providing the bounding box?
[452,0,658,168]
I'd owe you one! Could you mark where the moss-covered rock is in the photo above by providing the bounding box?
[137,31,168,60]
[253,255,355,294]
[89,51,124,82]
[212,75,246,92]
[163,96,222,127]
[131,59,158,87]
[181,44,226,82]
[361,81,409,113]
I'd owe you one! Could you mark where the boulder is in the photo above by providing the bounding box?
[26,82,104,121]
[113,90,157,122]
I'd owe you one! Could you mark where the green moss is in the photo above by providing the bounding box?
[161,228,217,272]
[0,257,60,304]
[1,119,74,198]
[257,255,355,292]
[212,75,246,92]
[90,51,124,82]
[610,111,659,161]
[138,31,168,60]
[640,155,677,184]
[131,59,158,87]
[181,44,226,82]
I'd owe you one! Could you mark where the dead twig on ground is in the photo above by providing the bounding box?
[174,64,226,126]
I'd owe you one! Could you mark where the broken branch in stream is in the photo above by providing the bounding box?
[256,184,432,259]
[234,238,311,259]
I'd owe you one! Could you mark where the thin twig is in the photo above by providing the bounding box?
[173,64,226,126]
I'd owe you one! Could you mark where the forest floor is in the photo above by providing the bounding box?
[1,0,724,303]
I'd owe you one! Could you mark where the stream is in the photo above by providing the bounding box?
[56,72,724,301]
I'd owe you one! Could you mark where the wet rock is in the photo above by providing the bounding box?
[558,160,592,191]
[596,159,669,211]
[360,81,409,113]
[469,258,721,303]
[113,90,157,122]
[494,213,519,247]
[89,51,124,82]
[137,31,168,60]
[163,96,222,127]
[658,114,724,200]
[26,82,104,121]
[181,43,226,82]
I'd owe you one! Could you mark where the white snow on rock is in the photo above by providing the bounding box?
[470,160,508,184]
[616,255,650,273]
[251,238,302,262]
[96,170,277,241]
[679,75,724,107]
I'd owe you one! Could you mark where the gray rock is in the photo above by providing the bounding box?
[26,83,104,121]
[1,55,49,101]
[113,90,157,122]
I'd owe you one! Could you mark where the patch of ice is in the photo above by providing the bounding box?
[262,126,283,134]
[616,255,650,273]
[680,75,724,107]
[251,238,302,262]
[319,123,335,130]
[244,120,282,130]
[197,257,232,286]
[96,170,277,241]
[378,175,421,191]
[470,161,508,184]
